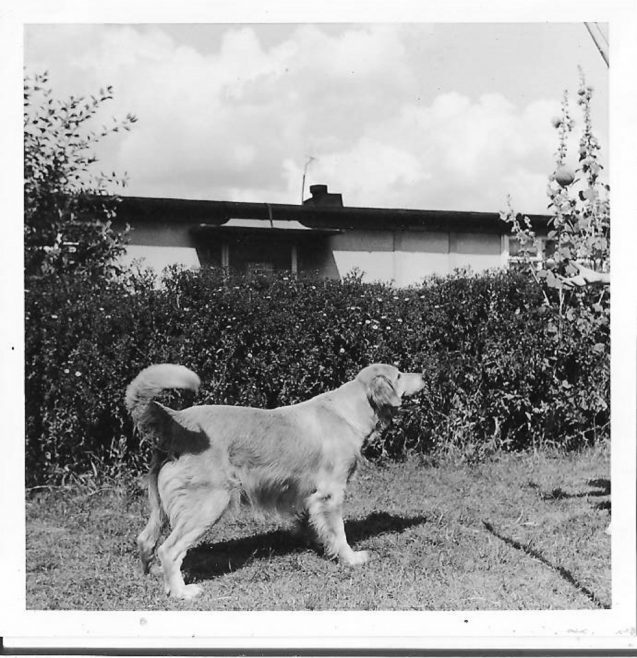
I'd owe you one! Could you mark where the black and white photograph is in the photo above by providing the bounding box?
[1,0,636,653]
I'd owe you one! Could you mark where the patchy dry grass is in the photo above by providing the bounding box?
[26,447,610,611]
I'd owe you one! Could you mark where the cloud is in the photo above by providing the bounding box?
[24,23,606,214]
[298,92,563,212]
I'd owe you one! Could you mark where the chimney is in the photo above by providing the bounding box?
[303,184,343,207]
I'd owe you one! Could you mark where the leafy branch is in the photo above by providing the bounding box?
[24,70,138,278]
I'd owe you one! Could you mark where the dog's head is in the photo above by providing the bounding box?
[356,363,426,415]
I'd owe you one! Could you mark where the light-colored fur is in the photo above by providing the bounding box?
[125,363,425,600]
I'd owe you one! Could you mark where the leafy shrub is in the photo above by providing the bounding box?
[24,71,135,278]
[25,267,609,485]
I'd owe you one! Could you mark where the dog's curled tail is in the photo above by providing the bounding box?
[125,363,201,431]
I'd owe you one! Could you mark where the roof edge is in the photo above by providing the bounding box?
[115,194,550,231]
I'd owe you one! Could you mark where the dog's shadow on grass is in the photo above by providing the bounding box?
[183,512,427,582]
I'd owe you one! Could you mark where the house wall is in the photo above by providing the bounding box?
[327,231,396,282]
[122,221,504,284]
[123,222,201,272]
[128,222,199,248]
[449,232,504,275]
[326,230,503,286]
[121,245,201,272]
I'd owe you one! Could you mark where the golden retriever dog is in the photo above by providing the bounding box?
[125,363,425,599]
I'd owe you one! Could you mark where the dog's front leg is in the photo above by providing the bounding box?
[307,490,369,566]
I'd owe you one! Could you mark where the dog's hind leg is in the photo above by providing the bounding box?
[137,456,167,575]
[307,488,369,567]
[156,487,231,600]
[291,510,312,540]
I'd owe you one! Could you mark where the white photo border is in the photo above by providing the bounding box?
[2,0,635,652]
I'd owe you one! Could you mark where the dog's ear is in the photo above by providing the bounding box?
[367,375,401,412]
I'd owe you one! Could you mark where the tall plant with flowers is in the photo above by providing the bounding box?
[502,69,610,293]
[500,70,610,446]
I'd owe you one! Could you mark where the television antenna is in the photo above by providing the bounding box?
[301,156,316,203]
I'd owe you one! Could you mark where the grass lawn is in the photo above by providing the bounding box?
[26,447,610,611]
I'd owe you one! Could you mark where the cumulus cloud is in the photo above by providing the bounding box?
[24,23,608,214]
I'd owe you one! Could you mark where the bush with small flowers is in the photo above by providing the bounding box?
[25,264,609,485]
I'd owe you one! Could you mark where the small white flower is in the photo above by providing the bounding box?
[75,371,82,377]
[63,368,70,374]
[339,347,346,354]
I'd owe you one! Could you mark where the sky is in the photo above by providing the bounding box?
[24,22,609,215]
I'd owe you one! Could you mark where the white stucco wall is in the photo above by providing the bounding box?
[329,230,503,285]
[121,245,200,274]
[329,231,395,283]
[393,231,451,285]
[449,232,503,274]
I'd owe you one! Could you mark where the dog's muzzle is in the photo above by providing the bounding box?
[402,372,427,397]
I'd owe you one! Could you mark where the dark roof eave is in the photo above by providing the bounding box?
[115,195,550,233]
[191,224,343,237]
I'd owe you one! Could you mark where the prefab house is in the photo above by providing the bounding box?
[115,184,550,286]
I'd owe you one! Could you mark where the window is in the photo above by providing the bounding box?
[507,236,555,270]
[245,261,275,274]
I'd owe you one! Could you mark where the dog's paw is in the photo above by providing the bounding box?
[149,562,163,577]
[171,583,203,600]
[342,549,370,566]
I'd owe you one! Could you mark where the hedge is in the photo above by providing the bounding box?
[24,267,610,485]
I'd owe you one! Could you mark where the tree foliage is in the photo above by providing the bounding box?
[24,70,137,278]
